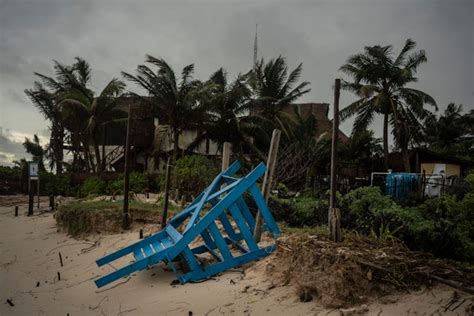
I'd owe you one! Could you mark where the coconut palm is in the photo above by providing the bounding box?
[24,62,75,174]
[251,56,311,138]
[122,55,207,162]
[23,134,45,172]
[339,39,436,171]
[188,68,266,160]
[58,58,126,173]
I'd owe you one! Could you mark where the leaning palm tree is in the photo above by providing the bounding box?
[340,39,436,171]
[58,58,126,173]
[122,55,207,162]
[251,56,311,138]
[24,62,74,174]
[188,68,266,161]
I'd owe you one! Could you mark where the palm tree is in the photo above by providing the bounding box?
[423,103,473,159]
[23,135,45,172]
[188,68,266,161]
[58,58,126,173]
[339,39,436,171]
[122,55,207,162]
[25,66,70,174]
[251,56,311,138]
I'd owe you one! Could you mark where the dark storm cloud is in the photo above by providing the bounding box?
[0,0,473,163]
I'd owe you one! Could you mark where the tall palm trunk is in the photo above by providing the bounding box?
[83,140,93,172]
[383,113,389,170]
[172,129,179,163]
[93,136,102,174]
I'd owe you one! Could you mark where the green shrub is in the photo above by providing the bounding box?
[171,155,219,197]
[271,194,328,227]
[106,172,148,195]
[39,171,74,196]
[341,186,474,262]
[80,176,106,197]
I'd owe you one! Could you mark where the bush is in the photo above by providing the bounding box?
[39,171,75,196]
[340,186,474,262]
[170,155,219,197]
[271,194,328,227]
[106,172,148,195]
[80,176,106,197]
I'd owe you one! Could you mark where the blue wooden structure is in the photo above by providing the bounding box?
[94,161,280,288]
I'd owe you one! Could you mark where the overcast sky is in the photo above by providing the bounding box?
[0,0,473,166]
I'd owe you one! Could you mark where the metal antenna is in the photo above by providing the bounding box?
[253,24,258,70]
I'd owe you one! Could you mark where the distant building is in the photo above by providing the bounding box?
[281,103,349,142]
[389,148,474,177]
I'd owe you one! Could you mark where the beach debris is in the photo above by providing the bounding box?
[6,299,14,307]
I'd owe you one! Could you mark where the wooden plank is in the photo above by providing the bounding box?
[254,129,281,242]
[229,203,259,252]
[221,142,231,171]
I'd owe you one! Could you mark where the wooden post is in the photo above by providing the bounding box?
[28,179,33,216]
[161,158,171,229]
[49,194,55,211]
[14,206,18,217]
[122,104,132,230]
[254,129,281,242]
[37,178,40,209]
[221,142,231,171]
[328,79,342,242]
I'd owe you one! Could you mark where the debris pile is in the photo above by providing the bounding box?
[265,233,474,308]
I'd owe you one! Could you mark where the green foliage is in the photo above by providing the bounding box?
[55,200,173,237]
[39,171,74,196]
[271,194,328,227]
[80,176,107,197]
[106,172,148,195]
[341,186,474,262]
[171,155,219,196]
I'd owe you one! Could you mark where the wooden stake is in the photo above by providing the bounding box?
[254,129,281,242]
[139,229,144,239]
[59,252,63,267]
[28,179,33,216]
[161,158,171,229]
[221,142,231,171]
[329,79,342,242]
[15,206,18,217]
[57,271,61,281]
[123,104,132,230]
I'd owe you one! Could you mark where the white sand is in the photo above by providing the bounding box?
[0,200,472,315]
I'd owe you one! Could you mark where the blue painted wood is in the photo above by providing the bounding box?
[208,222,233,261]
[94,160,280,288]
[236,197,256,232]
[228,203,259,252]
[249,184,281,238]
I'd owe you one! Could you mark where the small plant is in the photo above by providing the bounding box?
[80,176,107,197]
[171,155,219,197]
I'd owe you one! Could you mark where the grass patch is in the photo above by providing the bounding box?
[56,199,180,237]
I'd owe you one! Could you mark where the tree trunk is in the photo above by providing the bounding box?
[402,146,411,172]
[93,138,101,174]
[101,126,107,172]
[172,130,179,163]
[56,125,64,175]
[83,140,93,172]
[383,113,389,170]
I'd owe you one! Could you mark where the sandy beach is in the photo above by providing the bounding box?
[1,199,472,315]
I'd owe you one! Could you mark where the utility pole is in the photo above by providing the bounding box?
[254,129,281,242]
[329,79,342,242]
[123,104,132,230]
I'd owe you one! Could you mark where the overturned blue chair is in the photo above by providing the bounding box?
[94,161,280,288]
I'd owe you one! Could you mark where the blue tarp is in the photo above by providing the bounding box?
[386,172,419,199]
